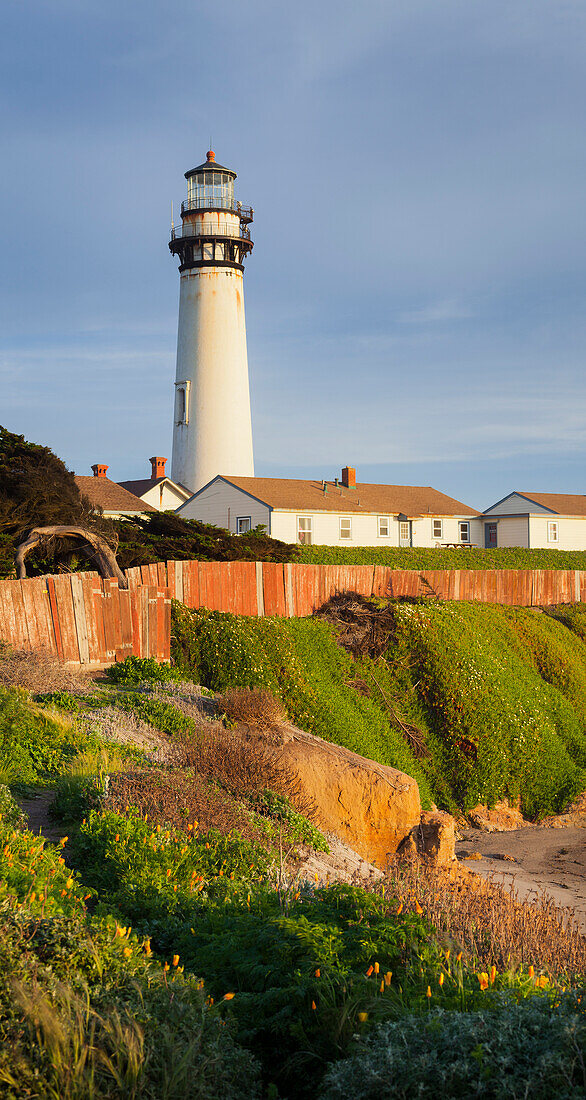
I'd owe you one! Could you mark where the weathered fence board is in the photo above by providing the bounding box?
[2,562,586,668]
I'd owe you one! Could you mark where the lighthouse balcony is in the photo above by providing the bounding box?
[171,223,251,242]
[180,198,253,222]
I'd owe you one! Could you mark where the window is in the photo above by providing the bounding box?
[237,516,251,534]
[432,519,443,540]
[459,521,470,543]
[339,517,352,540]
[174,381,190,425]
[297,516,312,545]
[378,516,390,537]
[548,521,559,543]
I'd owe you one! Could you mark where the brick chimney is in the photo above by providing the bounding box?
[341,466,356,488]
[149,456,167,481]
[91,464,109,478]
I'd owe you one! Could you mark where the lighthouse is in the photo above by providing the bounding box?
[169,151,255,492]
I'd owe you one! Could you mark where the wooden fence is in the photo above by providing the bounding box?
[126,561,586,617]
[1,563,585,666]
[0,572,170,665]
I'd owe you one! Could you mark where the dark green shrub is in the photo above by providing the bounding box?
[106,655,182,685]
[319,996,586,1099]
[251,790,329,851]
[115,692,199,738]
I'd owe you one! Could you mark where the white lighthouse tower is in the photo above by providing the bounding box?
[169,150,255,492]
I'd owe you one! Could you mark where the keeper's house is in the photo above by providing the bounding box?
[177,466,482,547]
[482,492,586,549]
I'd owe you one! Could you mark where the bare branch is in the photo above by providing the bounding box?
[14,526,128,589]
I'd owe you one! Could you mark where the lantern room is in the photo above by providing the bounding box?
[184,150,237,213]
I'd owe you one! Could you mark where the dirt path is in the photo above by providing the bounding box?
[18,789,64,845]
[457,825,586,931]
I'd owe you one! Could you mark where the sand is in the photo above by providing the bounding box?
[456,825,586,931]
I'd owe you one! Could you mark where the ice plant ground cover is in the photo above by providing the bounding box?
[172,599,586,817]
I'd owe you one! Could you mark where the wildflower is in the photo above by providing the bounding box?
[445,949,450,961]
[536,975,548,989]
[358,1012,368,1023]
[123,947,132,958]
[366,965,374,977]
[172,955,180,966]
[415,900,424,915]
[59,837,68,846]
[379,980,385,993]
[384,972,392,987]
[490,965,497,985]
[315,969,320,978]
[311,1001,316,1010]
[439,973,444,987]
[163,963,169,972]
[478,973,489,991]
[223,993,235,1000]
[528,966,535,980]
[374,962,380,975]
[456,952,463,963]
[426,986,431,998]
[396,902,403,915]
[114,834,119,842]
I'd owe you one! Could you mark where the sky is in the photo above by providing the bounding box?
[1,0,585,510]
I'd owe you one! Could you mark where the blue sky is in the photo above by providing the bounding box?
[1,0,585,510]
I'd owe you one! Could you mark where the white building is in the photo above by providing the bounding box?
[482,492,586,549]
[177,465,482,547]
[119,457,190,513]
[169,150,255,493]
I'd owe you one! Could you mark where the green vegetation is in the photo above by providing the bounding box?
[115,691,199,739]
[320,997,586,1099]
[114,510,297,571]
[172,601,586,818]
[172,604,433,804]
[0,826,261,1098]
[297,544,586,570]
[0,666,585,1098]
[0,426,297,578]
[0,685,100,789]
[105,655,184,685]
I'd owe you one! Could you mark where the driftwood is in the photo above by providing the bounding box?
[14,526,128,590]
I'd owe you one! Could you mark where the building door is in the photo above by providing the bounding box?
[485,522,497,548]
[399,520,412,547]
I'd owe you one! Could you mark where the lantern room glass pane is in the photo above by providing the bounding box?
[187,171,234,210]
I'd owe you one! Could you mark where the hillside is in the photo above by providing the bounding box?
[0,645,585,1098]
[172,598,586,819]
